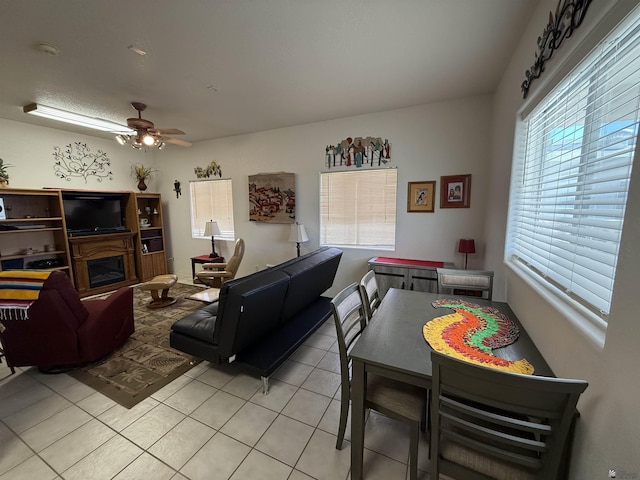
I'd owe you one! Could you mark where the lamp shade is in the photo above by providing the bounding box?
[458,238,476,254]
[288,223,309,243]
[204,220,221,237]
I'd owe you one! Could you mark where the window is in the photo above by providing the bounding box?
[506,11,640,320]
[190,179,235,240]
[320,168,397,249]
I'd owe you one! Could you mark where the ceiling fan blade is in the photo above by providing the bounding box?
[151,128,185,135]
[162,137,192,147]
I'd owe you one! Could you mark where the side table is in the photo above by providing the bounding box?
[191,254,224,282]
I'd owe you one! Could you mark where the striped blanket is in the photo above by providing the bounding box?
[0,270,52,320]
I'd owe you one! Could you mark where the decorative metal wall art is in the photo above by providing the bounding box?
[249,172,295,224]
[53,142,112,183]
[325,137,390,169]
[521,0,592,98]
[194,160,222,178]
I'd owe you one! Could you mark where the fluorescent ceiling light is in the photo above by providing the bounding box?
[23,103,135,134]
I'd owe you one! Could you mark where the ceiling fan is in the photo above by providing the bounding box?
[116,102,192,149]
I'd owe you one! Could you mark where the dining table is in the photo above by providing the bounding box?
[349,288,554,480]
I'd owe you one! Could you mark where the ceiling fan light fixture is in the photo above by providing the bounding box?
[24,103,134,134]
[115,134,128,145]
[142,134,155,146]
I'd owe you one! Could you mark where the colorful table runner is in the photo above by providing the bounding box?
[0,270,52,320]
[423,298,534,374]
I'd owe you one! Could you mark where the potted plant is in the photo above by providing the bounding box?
[0,159,12,187]
[131,163,157,191]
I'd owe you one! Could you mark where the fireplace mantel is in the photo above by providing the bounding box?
[69,232,138,297]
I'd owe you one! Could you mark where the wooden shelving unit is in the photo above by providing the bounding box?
[133,193,167,282]
[0,188,169,292]
[0,188,74,282]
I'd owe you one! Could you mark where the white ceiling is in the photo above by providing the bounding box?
[0,0,537,145]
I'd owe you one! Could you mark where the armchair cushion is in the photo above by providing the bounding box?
[202,262,228,270]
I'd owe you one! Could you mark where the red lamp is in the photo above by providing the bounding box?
[458,238,476,269]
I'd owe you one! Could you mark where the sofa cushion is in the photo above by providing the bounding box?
[172,302,219,343]
[215,270,290,357]
[277,247,341,323]
[43,271,89,328]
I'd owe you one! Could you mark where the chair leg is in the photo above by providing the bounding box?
[336,396,348,450]
[409,423,419,480]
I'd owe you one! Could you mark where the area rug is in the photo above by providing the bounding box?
[69,283,206,408]
[423,299,534,375]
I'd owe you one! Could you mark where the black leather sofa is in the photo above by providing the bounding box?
[170,247,342,393]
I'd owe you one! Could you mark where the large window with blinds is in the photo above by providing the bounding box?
[506,10,640,321]
[190,179,235,241]
[320,168,397,249]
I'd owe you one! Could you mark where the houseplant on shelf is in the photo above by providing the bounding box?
[0,159,12,187]
[131,163,157,191]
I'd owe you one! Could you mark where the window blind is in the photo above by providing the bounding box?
[507,11,640,318]
[190,179,235,240]
[320,168,397,249]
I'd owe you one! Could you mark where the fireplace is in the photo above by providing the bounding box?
[69,232,138,297]
[87,256,126,288]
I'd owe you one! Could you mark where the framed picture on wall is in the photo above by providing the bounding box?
[248,172,296,223]
[407,181,436,212]
[440,174,471,208]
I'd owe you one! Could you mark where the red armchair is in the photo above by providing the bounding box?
[0,271,134,371]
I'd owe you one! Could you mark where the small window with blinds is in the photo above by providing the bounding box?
[320,168,397,249]
[506,10,640,320]
[190,179,235,241]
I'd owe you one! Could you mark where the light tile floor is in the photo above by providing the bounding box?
[0,318,430,480]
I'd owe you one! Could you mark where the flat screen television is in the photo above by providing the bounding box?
[63,193,127,235]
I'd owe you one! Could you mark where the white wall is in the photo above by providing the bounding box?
[0,96,494,294]
[153,96,494,294]
[0,118,158,191]
[487,0,640,477]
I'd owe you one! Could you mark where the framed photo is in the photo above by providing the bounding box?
[440,174,471,208]
[407,181,436,212]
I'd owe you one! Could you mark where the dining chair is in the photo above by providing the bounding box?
[436,268,494,300]
[359,269,381,322]
[331,282,427,480]
[429,350,588,480]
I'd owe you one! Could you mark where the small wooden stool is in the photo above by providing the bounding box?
[140,274,178,308]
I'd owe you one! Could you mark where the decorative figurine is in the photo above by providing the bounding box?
[174,179,182,198]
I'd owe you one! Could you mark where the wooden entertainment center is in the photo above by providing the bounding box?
[0,188,167,297]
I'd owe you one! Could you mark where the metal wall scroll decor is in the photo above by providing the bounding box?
[325,137,390,169]
[521,0,592,98]
[53,142,113,183]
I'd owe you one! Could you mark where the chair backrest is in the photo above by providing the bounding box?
[359,269,380,322]
[430,351,588,480]
[226,238,245,277]
[330,283,367,389]
[436,268,494,300]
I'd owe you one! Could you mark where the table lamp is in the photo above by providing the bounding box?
[458,238,475,269]
[204,220,221,258]
[288,222,309,257]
